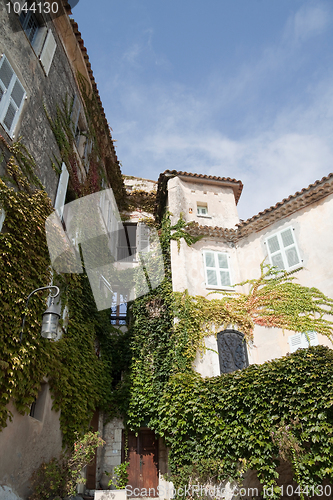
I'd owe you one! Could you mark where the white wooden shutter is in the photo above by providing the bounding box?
[266,234,284,270]
[288,332,318,353]
[288,333,302,353]
[137,222,149,254]
[0,208,5,231]
[266,227,301,271]
[280,227,301,268]
[39,29,57,76]
[303,331,319,347]
[54,163,69,219]
[0,55,26,137]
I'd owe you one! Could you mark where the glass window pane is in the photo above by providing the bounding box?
[205,252,215,268]
[267,235,280,254]
[3,102,16,131]
[207,269,217,286]
[0,58,13,89]
[11,80,24,107]
[220,270,231,287]
[217,253,228,269]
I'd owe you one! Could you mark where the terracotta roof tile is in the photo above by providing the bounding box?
[237,173,333,235]
[186,172,333,241]
[160,169,243,204]
[68,18,119,164]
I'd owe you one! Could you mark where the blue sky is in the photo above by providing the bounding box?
[71,0,333,220]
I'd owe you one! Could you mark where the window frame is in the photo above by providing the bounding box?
[264,226,302,272]
[110,291,128,326]
[0,55,27,138]
[197,203,208,216]
[202,249,233,290]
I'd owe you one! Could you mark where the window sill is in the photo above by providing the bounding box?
[206,286,235,292]
[197,214,212,219]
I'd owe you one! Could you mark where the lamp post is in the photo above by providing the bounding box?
[20,286,61,342]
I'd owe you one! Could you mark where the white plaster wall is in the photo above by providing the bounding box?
[171,237,239,296]
[0,389,62,499]
[170,187,333,373]
[167,177,239,228]
[194,336,220,378]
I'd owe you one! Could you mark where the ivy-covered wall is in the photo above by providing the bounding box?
[0,138,116,443]
[108,213,333,499]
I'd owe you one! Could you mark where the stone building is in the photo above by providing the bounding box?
[159,170,333,374]
[97,169,333,498]
[0,1,124,498]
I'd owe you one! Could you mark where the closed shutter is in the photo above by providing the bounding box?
[54,163,69,219]
[288,333,303,353]
[288,332,318,353]
[39,29,57,76]
[0,55,26,137]
[203,251,231,288]
[266,234,284,270]
[137,222,149,254]
[266,227,301,271]
[280,227,300,268]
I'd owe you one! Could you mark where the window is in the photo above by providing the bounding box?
[15,1,57,75]
[54,162,69,223]
[117,222,149,262]
[19,9,39,45]
[288,331,318,353]
[197,203,208,216]
[111,291,127,326]
[217,330,249,374]
[203,250,231,288]
[0,55,26,138]
[70,94,92,172]
[265,227,301,271]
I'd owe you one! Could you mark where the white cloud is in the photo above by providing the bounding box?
[285,1,332,44]
[101,1,333,221]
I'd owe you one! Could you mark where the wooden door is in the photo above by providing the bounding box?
[125,429,159,496]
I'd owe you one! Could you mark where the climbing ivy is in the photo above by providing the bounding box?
[110,211,333,498]
[0,137,115,445]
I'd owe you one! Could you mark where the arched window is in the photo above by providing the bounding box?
[217,329,249,374]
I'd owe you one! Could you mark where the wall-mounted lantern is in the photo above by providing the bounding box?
[20,286,60,342]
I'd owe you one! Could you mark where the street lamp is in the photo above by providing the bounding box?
[20,286,61,342]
